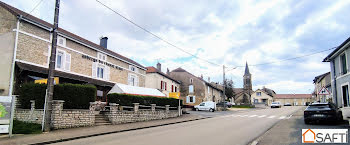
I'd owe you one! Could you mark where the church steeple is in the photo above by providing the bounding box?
[243,62,252,91]
[244,62,251,76]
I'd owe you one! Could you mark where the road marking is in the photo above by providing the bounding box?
[242,115,249,117]
[268,115,276,119]
[286,115,292,119]
[258,115,266,118]
[249,115,257,118]
[278,116,286,119]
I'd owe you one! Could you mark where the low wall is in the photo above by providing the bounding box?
[15,100,94,129]
[106,103,180,124]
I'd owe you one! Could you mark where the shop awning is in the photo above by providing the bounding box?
[108,83,166,97]
[16,62,115,87]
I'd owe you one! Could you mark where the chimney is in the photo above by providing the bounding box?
[156,62,161,71]
[208,77,210,82]
[100,36,108,49]
[167,68,170,75]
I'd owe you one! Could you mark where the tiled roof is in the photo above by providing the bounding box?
[275,94,312,99]
[146,67,180,84]
[0,1,145,69]
[313,72,330,83]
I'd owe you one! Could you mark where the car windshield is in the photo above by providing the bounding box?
[308,104,330,109]
[272,102,278,104]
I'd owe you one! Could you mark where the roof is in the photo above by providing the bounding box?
[16,62,115,87]
[255,87,276,97]
[108,83,166,97]
[275,94,312,99]
[313,72,330,83]
[0,1,145,69]
[323,36,350,62]
[244,62,251,76]
[146,66,180,84]
[171,67,223,92]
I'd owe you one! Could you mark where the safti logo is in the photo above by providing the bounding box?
[302,129,348,143]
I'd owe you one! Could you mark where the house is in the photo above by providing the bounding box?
[323,36,350,123]
[274,94,313,106]
[169,68,223,106]
[234,62,253,104]
[313,72,332,102]
[0,1,148,101]
[250,87,276,106]
[145,63,180,97]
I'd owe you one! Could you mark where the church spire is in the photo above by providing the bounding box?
[244,62,251,76]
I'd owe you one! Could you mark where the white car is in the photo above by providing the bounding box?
[271,102,282,108]
[194,101,216,112]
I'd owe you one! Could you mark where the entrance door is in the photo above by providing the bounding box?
[342,85,349,107]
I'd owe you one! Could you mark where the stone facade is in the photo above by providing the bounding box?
[15,109,44,124]
[313,72,332,102]
[145,66,180,97]
[106,103,179,124]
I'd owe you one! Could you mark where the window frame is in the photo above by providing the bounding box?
[128,74,139,86]
[257,92,262,96]
[57,36,66,47]
[97,52,107,61]
[341,82,350,107]
[129,65,138,73]
[97,64,105,79]
[339,52,348,75]
[56,50,65,70]
[189,85,194,93]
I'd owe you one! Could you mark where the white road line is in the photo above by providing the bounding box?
[268,115,276,119]
[286,115,292,119]
[249,115,257,118]
[242,115,249,117]
[258,115,266,118]
[278,116,286,119]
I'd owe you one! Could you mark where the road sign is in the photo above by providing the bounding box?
[318,87,330,95]
[169,92,180,99]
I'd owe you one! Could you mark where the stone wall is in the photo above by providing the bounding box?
[15,100,94,129]
[106,103,180,124]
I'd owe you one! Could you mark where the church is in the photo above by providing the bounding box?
[233,62,253,104]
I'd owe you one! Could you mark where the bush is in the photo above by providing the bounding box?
[13,120,42,134]
[108,93,182,107]
[18,83,96,109]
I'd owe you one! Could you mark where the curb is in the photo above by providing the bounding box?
[30,117,212,145]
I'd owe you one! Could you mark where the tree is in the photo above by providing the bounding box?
[224,79,235,101]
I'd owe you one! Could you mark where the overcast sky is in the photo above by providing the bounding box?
[5,0,350,94]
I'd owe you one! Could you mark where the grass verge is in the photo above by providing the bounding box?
[13,120,42,134]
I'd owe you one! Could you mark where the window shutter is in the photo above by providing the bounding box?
[135,76,139,86]
[172,85,174,92]
[165,82,167,90]
[65,53,71,71]
[92,62,97,78]
[128,74,131,85]
[105,66,110,81]
[186,96,189,103]
[161,81,163,89]
[193,96,196,103]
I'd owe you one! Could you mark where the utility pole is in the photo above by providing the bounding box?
[43,0,60,132]
[223,65,226,110]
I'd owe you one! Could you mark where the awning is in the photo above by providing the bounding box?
[16,62,115,87]
[108,83,166,97]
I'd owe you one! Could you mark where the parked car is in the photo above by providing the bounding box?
[284,103,292,106]
[271,102,282,108]
[194,101,216,112]
[216,101,232,108]
[304,102,343,124]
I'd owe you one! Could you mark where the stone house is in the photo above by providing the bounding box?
[0,2,146,101]
[250,87,275,106]
[274,94,313,106]
[323,36,350,122]
[169,68,223,106]
[313,72,332,102]
[145,63,180,97]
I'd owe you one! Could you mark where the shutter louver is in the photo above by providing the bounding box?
[105,66,110,81]
[92,62,97,78]
[65,53,71,71]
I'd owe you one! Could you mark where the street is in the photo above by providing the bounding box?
[54,107,302,145]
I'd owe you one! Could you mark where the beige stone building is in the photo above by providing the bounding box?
[250,88,276,106]
[274,94,314,106]
[0,2,146,101]
[169,68,223,106]
[313,72,332,102]
[145,63,180,97]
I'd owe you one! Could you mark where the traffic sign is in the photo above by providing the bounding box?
[318,87,330,95]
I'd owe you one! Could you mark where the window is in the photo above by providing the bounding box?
[92,62,110,80]
[55,50,71,71]
[129,65,138,72]
[97,52,107,61]
[128,74,138,86]
[189,85,194,93]
[57,36,66,47]
[175,86,177,92]
[342,84,349,107]
[257,92,261,96]
[97,65,104,79]
[190,78,193,84]
[200,103,205,106]
[160,81,167,90]
[186,96,195,103]
[340,54,347,75]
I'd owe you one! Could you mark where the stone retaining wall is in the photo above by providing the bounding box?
[106,103,180,124]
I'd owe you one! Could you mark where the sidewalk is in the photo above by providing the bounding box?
[0,114,205,145]
[252,107,350,145]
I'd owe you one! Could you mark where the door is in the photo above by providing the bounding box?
[342,85,349,107]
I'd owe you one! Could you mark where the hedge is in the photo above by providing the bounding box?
[18,83,96,109]
[108,93,182,107]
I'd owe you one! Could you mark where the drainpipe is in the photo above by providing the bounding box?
[331,60,338,107]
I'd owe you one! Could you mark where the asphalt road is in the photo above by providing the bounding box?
[54,106,303,145]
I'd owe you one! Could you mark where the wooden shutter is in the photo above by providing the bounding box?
[186,96,189,103]
[135,76,139,86]
[105,66,110,81]
[65,53,71,71]
[92,62,97,78]
[165,82,167,90]
[161,81,163,89]
[172,85,174,92]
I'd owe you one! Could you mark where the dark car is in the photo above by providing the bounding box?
[284,103,292,106]
[304,102,342,124]
[216,101,232,108]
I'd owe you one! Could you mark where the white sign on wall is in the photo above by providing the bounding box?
[0,96,12,134]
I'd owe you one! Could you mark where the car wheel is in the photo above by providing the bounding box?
[209,108,214,112]
[196,108,199,111]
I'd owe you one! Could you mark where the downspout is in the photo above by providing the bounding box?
[331,59,338,107]
[8,15,21,97]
